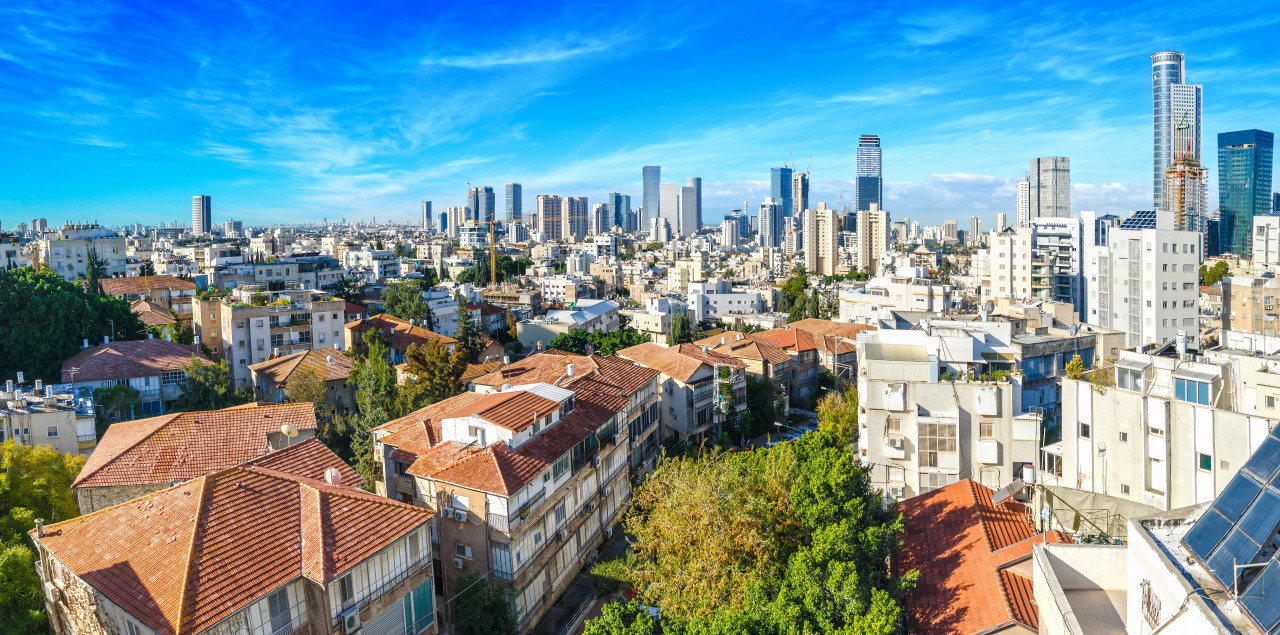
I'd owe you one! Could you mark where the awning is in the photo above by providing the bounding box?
[1115,358,1151,372]
[1173,368,1218,383]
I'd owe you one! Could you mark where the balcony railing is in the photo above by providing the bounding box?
[77,434,97,443]
[503,488,546,533]
[330,555,430,628]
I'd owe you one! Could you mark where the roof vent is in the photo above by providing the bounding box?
[15,372,22,384]
[34,380,41,392]
[103,335,110,344]
[735,334,742,341]
[720,337,725,345]
[82,338,90,348]
[4,380,12,393]
[701,345,709,354]
[567,363,574,377]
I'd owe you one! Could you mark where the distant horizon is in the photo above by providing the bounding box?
[2,1,1277,230]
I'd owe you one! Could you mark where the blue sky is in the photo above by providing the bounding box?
[2,0,1278,229]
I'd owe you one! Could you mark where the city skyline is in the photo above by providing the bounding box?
[2,2,1279,230]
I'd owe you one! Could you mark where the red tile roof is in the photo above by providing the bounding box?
[471,350,658,398]
[240,437,362,488]
[35,463,430,635]
[786,318,878,340]
[346,313,456,352]
[446,390,564,432]
[73,403,317,490]
[248,347,352,385]
[617,342,745,383]
[60,339,209,383]
[101,275,197,297]
[374,392,489,453]
[755,328,818,352]
[132,299,177,326]
[898,479,1071,634]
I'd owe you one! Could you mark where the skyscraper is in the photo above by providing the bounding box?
[468,186,496,224]
[759,197,782,249]
[660,183,680,238]
[1016,179,1030,227]
[679,184,698,237]
[505,184,522,222]
[685,177,702,233]
[1164,143,1207,235]
[1218,129,1275,257]
[969,216,981,242]
[1152,51,1203,210]
[192,195,211,235]
[606,192,627,230]
[803,202,838,276]
[563,196,589,240]
[996,212,1008,232]
[642,166,661,231]
[421,201,432,230]
[855,204,890,272]
[536,195,563,240]
[770,167,794,218]
[792,172,809,218]
[1028,157,1071,219]
[856,135,883,212]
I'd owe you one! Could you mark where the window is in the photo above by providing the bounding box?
[980,420,994,439]
[552,454,570,479]
[125,621,142,635]
[1079,422,1090,439]
[468,425,486,443]
[1198,453,1213,472]
[1122,484,1131,494]
[1142,580,1161,627]
[161,370,185,385]
[555,502,567,525]
[46,425,58,438]
[1042,451,1063,477]
[542,470,551,483]
[256,319,264,328]
[339,574,354,607]
[267,588,291,635]
[1268,396,1276,409]
[1120,431,1129,442]
[918,421,957,469]
[455,544,473,559]
[887,418,901,434]
[1174,378,1211,406]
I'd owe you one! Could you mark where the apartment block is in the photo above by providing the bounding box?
[1084,224,1200,349]
[0,381,96,456]
[618,342,747,444]
[38,223,128,280]
[803,203,840,276]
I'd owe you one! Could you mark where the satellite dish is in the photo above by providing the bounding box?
[1069,324,1081,337]
[983,300,994,314]
[280,423,299,438]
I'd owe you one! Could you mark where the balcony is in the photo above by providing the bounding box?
[503,488,546,533]
[77,433,97,443]
[329,556,432,629]
[396,474,415,495]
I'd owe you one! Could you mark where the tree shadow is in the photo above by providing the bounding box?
[898,493,982,634]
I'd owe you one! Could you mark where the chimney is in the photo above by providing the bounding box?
[720,337,725,345]
[503,355,510,364]
[273,347,279,357]
[4,380,12,394]
[537,340,544,351]
[34,519,43,538]
[567,363,574,377]
[324,467,342,486]
[103,335,110,345]
[15,372,23,384]
[82,338,90,348]
[585,344,594,356]
[735,334,742,341]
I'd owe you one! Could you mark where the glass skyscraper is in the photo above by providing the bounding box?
[770,167,794,219]
[505,183,521,222]
[856,134,882,212]
[1152,51,1202,211]
[1218,129,1275,257]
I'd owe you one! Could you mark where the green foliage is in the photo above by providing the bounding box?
[138,260,156,276]
[1199,260,1230,286]
[453,572,520,635]
[667,313,693,346]
[396,339,466,414]
[584,427,913,634]
[1064,354,1085,380]
[346,330,400,485]
[0,266,147,381]
[333,276,368,304]
[582,600,659,635]
[171,357,250,412]
[550,327,650,357]
[92,384,141,434]
[0,441,87,635]
[382,279,429,325]
[737,375,779,439]
[645,242,663,251]
[816,385,859,446]
[83,248,107,296]
[454,299,485,363]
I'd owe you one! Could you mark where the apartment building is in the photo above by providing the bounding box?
[33,440,438,635]
[803,203,840,276]
[854,204,890,272]
[838,274,952,325]
[1221,275,1280,340]
[345,313,458,364]
[60,338,210,419]
[697,331,795,399]
[38,223,128,280]
[1252,215,1280,272]
[193,287,347,391]
[1085,223,1200,349]
[372,351,659,633]
[100,274,197,317]
[857,330,1036,499]
[71,402,317,513]
[786,318,874,383]
[0,381,97,456]
[619,296,684,342]
[517,299,619,352]
[1054,349,1278,511]
[686,277,763,322]
[979,227,1034,305]
[618,342,747,444]
[249,347,354,411]
[754,328,820,400]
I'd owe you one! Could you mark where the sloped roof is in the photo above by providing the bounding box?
[711,337,791,365]
[445,390,563,432]
[61,339,209,383]
[617,342,745,384]
[248,347,352,386]
[898,479,1072,634]
[787,318,879,340]
[755,328,818,352]
[345,313,457,352]
[240,437,362,488]
[131,299,177,326]
[470,350,658,397]
[35,463,429,635]
[101,275,196,297]
[73,403,317,489]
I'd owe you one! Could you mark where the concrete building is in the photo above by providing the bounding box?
[60,339,210,420]
[39,223,127,280]
[1084,222,1200,349]
[249,347,354,411]
[771,166,794,218]
[981,227,1034,305]
[35,439,438,635]
[720,219,741,249]
[468,186,496,223]
[791,172,809,222]
[536,194,563,241]
[855,204,890,273]
[192,286,347,391]
[1252,215,1280,272]
[191,194,211,235]
[942,219,958,244]
[856,134,882,212]
[759,197,782,249]
[838,274,952,325]
[619,296,684,342]
[344,313,457,364]
[0,381,97,457]
[372,353,660,632]
[562,196,589,241]
[1029,157,1071,219]
[618,342,747,443]
[679,183,698,237]
[1218,129,1275,258]
[686,277,763,322]
[803,202,839,276]
[996,212,1007,232]
[1152,51,1203,210]
[517,299,619,351]
[660,182,679,239]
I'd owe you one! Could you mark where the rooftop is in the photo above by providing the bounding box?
[61,339,209,384]
[345,313,457,351]
[248,347,351,385]
[100,275,197,297]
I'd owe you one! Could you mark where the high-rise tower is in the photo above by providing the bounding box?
[771,167,794,218]
[856,135,882,212]
[192,195,211,235]
[1028,157,1071,219]
[1153,52,1203,211]
[1218,129,1275,257]
[685,177,702,233]
[505,184,522,222]
[642,166,660,231]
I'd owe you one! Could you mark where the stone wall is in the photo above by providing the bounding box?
[76,483,169,514]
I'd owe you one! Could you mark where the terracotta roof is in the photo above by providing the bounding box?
[100,275,197,297]
[617,342,745,383]
[132,299,177,326]
[61,339,209,383]
[898,479,1072,634]
[443,390,563,432]
[710,337,791,365]
[374,392,490,453]
[754,328,818,352]
[471,350,658,398]
[248,347,352,386]
[73,403,318,490]
[35,464,430,635]
[461,361,504,383]
[345,313,456,352]
[345,301,368,313]
[786,318,878,340]
[240,437,363,488]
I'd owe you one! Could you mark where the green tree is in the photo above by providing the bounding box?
[668,313,693,346]
[92,384,141,434]
[396,339,466,413]
[346,330,399,484]
[383,279,429,325]
[815,385,859,445]
[453,572,520,635]
[138,260,156,276]
[454,299,484,362]
[582,601,659,635]
[1199,260,1230,286]
[0,542,45,634]
[333,276,368,304]
[83,248,107,296]
[0,267,146,381]
[1064,354,1086,380]
[585,425,913,634]
[171,357,249,412]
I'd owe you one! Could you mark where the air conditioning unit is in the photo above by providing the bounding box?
[887,485,906,499]
[602,485,612,497]
[593,455,602,469]
[885,436,904,450]
[555,529,566,542]
[341,606,361,633]
[585,500,596,512]
[453,509,467,522]
[603,527,613,539]
[443,506,454,517]
[453,557,465,569]
[612,433,621,446]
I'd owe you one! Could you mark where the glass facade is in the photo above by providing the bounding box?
[1218,129,1275,258]
[1152,52,1184,210]
[856,134,882,211]
[770,167,794,218]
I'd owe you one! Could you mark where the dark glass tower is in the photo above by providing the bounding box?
[770,167,794,218]
[1218,129,1274,257]
[856,134,882,211]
